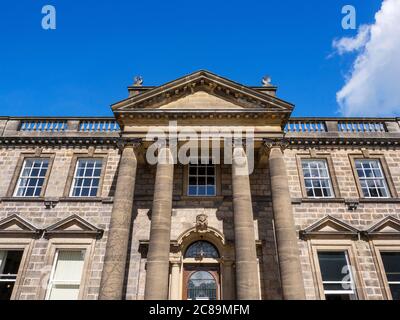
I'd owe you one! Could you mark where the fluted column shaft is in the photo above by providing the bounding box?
[232,146,260,300]
[144,147,174,300]
[99,144,138,300]
[269,146,305,300]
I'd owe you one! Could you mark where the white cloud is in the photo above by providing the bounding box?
[334,0,400,117]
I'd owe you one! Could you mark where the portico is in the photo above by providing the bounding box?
[98,70,305,300]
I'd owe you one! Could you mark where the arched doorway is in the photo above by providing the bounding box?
[182,241,221,300]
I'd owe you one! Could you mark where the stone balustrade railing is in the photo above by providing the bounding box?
[79,120,120,132]
[284,118,400,136]
[0,117,120,137]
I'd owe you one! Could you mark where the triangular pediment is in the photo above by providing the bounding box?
[0,214,40,236]
[112,70,294,112]
[44,215,103,239]
[300,215,359,239]
[365,216,400,238]
[159,91,244,110]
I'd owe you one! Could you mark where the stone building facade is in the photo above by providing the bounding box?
[0,71,399,300]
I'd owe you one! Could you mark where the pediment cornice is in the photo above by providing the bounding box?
[112,70,293,125]
[363,216,400,238]
[43,214,103,239]
[0,214,41,237]
[300,215,360,239]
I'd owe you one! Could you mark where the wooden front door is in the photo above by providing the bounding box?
[183,264,220,300]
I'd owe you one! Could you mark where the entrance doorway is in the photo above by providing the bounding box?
[182,241,221,300]
[183,265,220,300]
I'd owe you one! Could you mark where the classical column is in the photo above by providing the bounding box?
[267,141,306,300]
[231,146,260,300]
[99,141,140,300]
[169,262,181,300]
[144,147,174,300]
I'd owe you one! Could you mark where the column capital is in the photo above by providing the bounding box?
[116,138,142,152]
[263,138,289,153]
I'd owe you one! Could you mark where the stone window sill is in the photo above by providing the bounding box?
[0,196,113,206]
[179,195,224,202]
[59,197,113,203]
[359,197,400,203]
[292,198,345,204]
[1,197,46,202]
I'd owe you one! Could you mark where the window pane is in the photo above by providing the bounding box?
[197,177,206,185]
[207,186,215,195]
[14,159,49,197]
[302,160,333,198]
[381,252,400,282]
[318,252,349,282]
[70,159,102,197]
[198,186,206,195]
[81,188,90,197]
[48,284,80,300]
[189,166,197,175]
[48,250,85,300]
[0,251,23,301]
[52,251,85,282]
[206,166,215,175]
[187,271,217,300]
[187,161,216,196]
[185,241,219,258]
[89,188,98,197]
[355,160,389,198]
[389,284,400,300]
[188,186,197,196]
[198,167,206,176]
[314,188,323,197]
[306,189,314,197]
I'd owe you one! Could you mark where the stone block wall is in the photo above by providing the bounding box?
[0,146,119,300]
[284,147,400,300]
[2,142,399,300]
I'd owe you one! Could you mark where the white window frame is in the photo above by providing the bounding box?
[318,250,357,299]
[355,159,389,198]
[187,158,216,197]
[13,158,49,197]
[69,158,103,197]
[0,250,24,299]
[45,249,86,300]
[301,159,334,198]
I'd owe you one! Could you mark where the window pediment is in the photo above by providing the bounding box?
[300,215,360,239]
[0,214,40,237]
[364,216,400,238]
[43,215,103,239]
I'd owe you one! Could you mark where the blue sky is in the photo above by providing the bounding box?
[0,0,383,117]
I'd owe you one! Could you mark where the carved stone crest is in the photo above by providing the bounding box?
[195,214,208,232]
